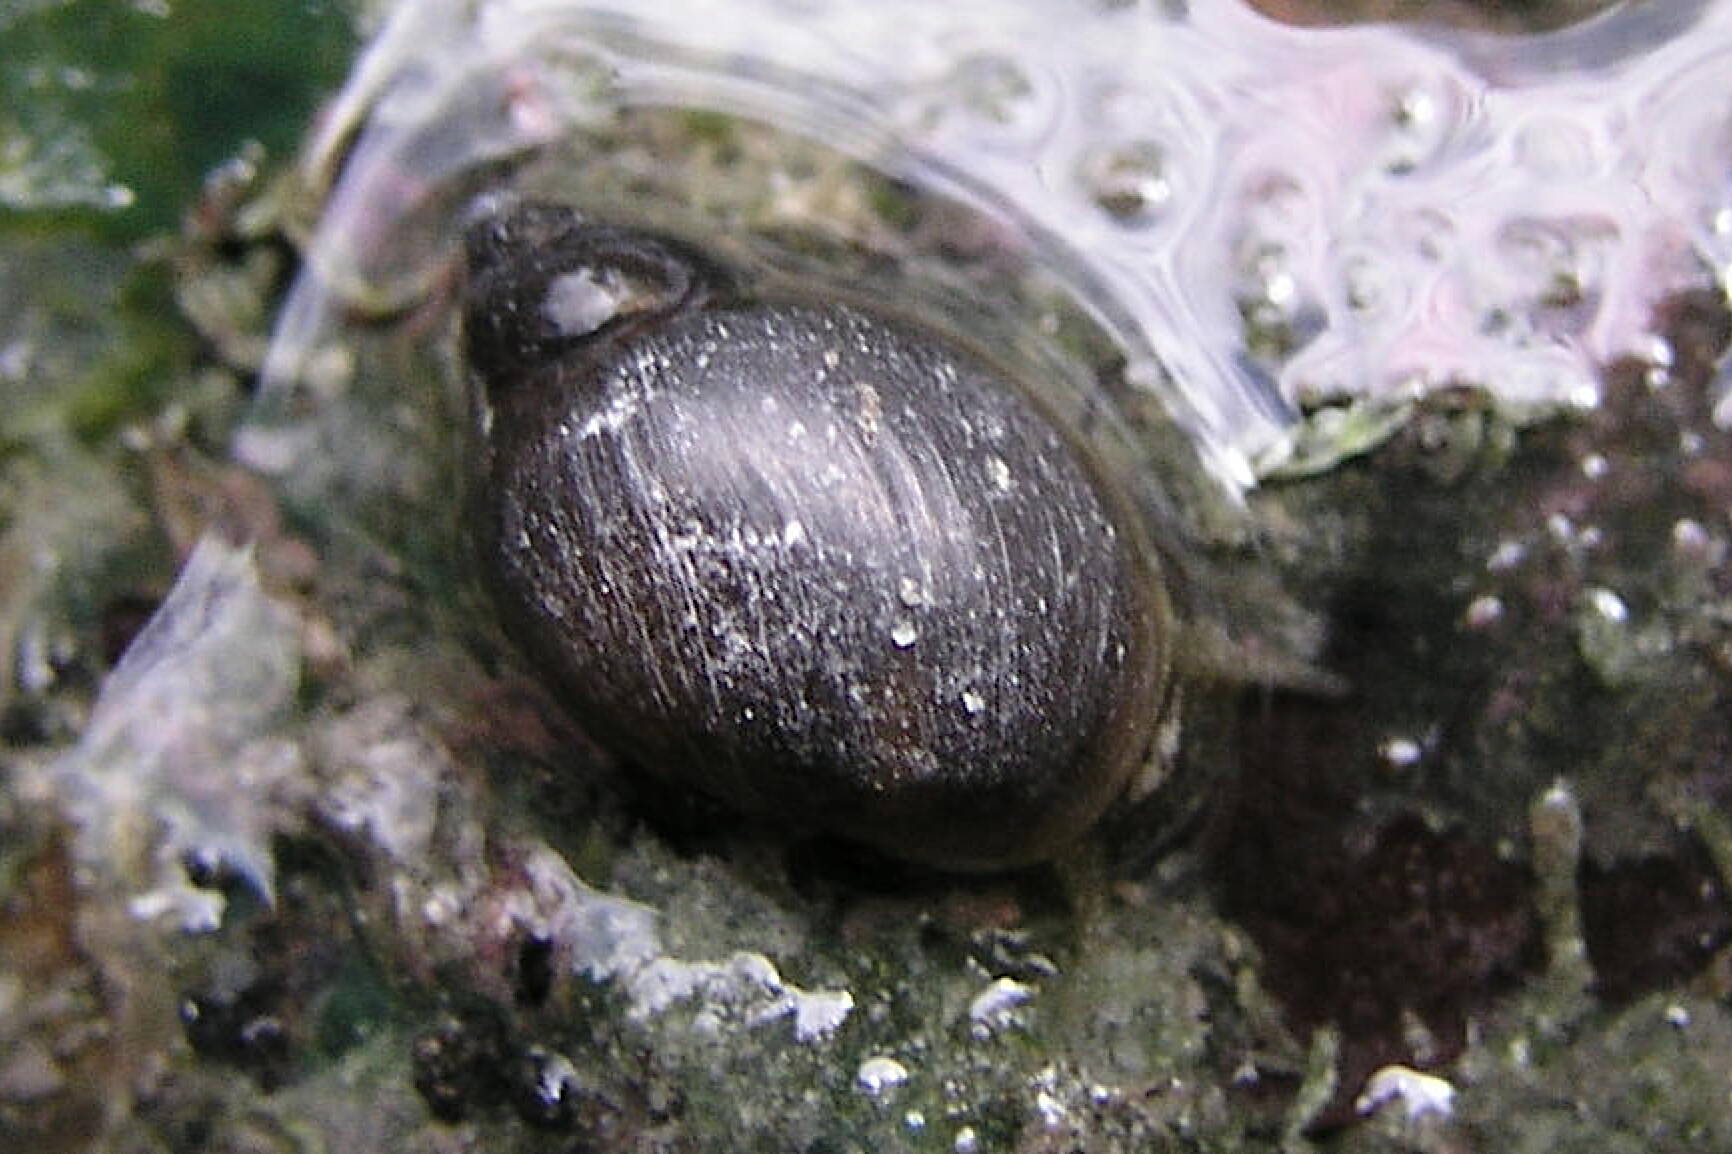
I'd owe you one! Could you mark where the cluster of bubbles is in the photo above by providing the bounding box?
[274,0,1732,489]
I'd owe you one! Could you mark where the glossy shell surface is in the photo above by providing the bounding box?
[466,204,1171,869]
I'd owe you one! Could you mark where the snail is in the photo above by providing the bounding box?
[464,202,1174,870]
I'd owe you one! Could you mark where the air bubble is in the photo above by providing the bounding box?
[1080,140,1172,224]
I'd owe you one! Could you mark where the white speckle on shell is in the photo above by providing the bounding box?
[1586,586,1628,622]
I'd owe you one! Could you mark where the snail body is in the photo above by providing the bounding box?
[465,204,1172,870]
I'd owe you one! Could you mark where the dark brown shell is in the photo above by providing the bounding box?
[465,203,1171,870]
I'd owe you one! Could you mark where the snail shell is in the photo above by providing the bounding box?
[465,203,1172,870]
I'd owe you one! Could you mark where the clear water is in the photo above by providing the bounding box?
[269,0,1732,490]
